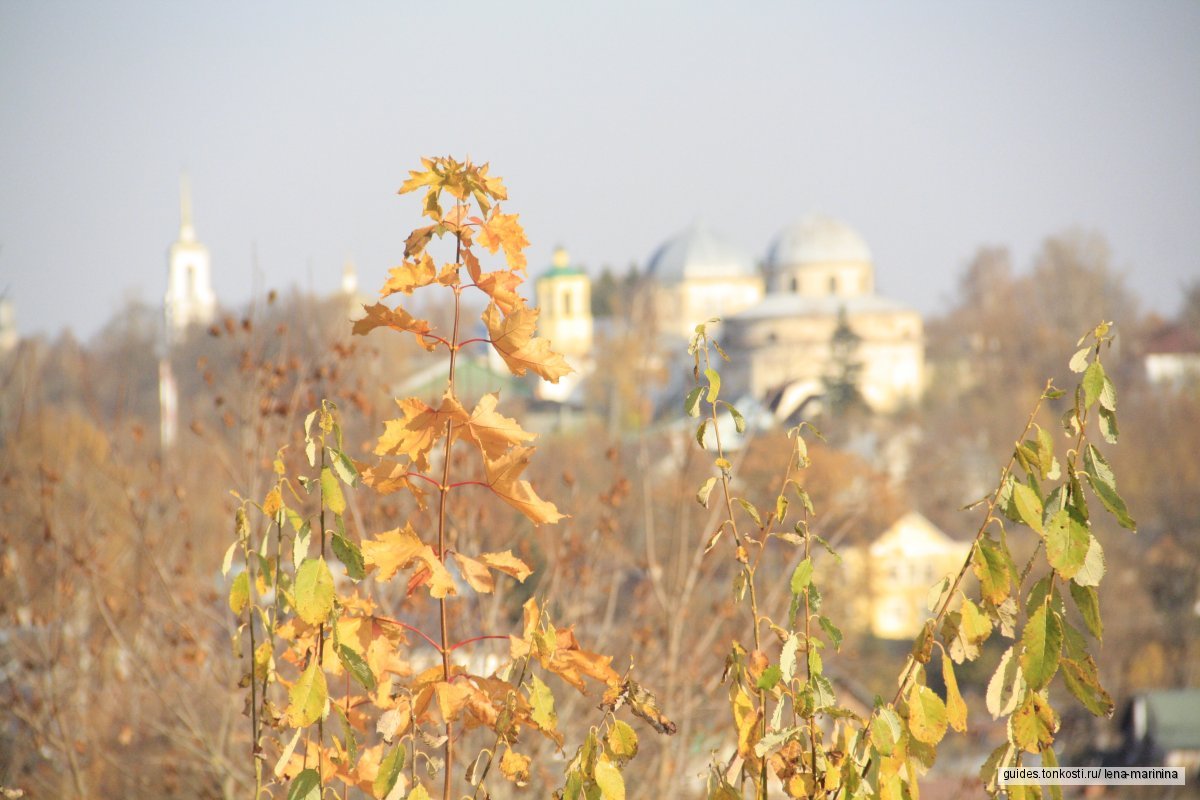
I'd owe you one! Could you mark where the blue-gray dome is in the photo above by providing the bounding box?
[646,223,756,283]
[767,216,872,268]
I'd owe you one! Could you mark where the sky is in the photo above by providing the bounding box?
[2,1,1198,341]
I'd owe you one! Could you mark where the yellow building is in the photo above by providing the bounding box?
[721,216,924,415]
[840,511,970,640]
[534,247,592,403]
[644,222,765,341]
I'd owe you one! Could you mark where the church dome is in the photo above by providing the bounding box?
[767,216,872,268]
[646,223,756,283]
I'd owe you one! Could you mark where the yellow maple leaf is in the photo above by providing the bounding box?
[362,524,425,582]
[362,525,456,599]
[353,303,441,351]
[433,681,473,723]
[477,212,529,272]
[374,394,466,472]
[483,446,565,525]
[474,269,525,315]
[380,253,437,297]
[479,550,533,583]
[458,393,536,460]
[482,303,573,384]
[357,460,427,509]
[451,552,495,594]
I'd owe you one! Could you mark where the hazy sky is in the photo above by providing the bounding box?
[2,1,1198,340]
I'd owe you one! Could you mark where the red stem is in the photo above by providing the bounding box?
[372,615,444,653]
[449,634,509,652]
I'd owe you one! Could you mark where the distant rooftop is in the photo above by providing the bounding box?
[767,215,872,268]
[646,222,756,283]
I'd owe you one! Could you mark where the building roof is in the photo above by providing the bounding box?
[538,246,586,280]
[767,216,872,268]
[1130,690,1200,751]
[645,222,756,283]
[1145,322,1200,355]
[728,291,913,322]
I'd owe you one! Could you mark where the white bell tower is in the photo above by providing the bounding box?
[164,175,216,343]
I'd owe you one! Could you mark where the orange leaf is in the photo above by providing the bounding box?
[482,303,573,383]
[380,253,437,297]
[434,681,473,723]
[374,394,466,472]
[357,461,427,509]
[353,303,440,351]
[479,550,533,583]
[474,270,525,315]
[362,524,425,582]
[451,552,495,594]
[477,212,529,272]
[458,393,536,460]
[405,224,437,258]
[361,524,456,598]
[483,447,565,525]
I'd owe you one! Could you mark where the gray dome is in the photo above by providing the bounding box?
[767,216,872,268]
[646,223,755,283]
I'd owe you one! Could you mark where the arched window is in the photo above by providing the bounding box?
[562,290,572,316]
[828,275,838,295]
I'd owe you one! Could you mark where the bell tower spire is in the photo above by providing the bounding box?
[179,173,196,243]
[164,173,216,343]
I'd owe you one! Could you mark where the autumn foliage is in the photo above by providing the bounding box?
[226,157,670,800]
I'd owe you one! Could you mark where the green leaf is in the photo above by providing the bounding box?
[1082,360,1105,409]
[961,597,993,646]
[606,720,638,762]
[229,571,250,616]
[337,644,376,692]
[780,634,799,682]
[790,557,813,594]
[1012,692,1056,753]
[1045,509,1090,580]
[973,536,1011,604]
[986,646,1024,718]
[1020,604,1063,691]
[695,420,707,449]
[287,768,321,800]
[736,498,762,527]
[1083,446,1134,530]
[756,664,782,691]
[696,477,717,508]
[907,683,948,745]
[330,447,359,486]
[1068,347,1090,373]
[942,654,968,732]
[870,706,902,756]
[684,386,704,418]
[332,533,365,580]
[1098,407,1119,444]
[294,557,335,626]
[1042,745,1065,800]
[1069,581,1102,641]
[528,673,557,734]
[704,367,721,403]
[723,401,746,434]
[320,466,346,516]
[287,657,328,728]
[1011,481,1044,533]
[1072,534,1106,587]
[595,755,625,800]
[1099,375,1117,412]
[374,743,406,799]
[406,785,431,800]
[1060,658,1114,718]
[818,615,843,650]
